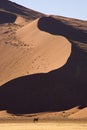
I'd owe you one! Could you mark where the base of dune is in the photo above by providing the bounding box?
[0,1,87,122]
[0,18,87,121]
[0,107,87,123]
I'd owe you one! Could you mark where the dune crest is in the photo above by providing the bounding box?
[17,18,71,71]
[0,18,71,85]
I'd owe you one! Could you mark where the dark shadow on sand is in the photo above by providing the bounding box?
[0,0,29,17]
[0,43,87,114]
[38,16,87,43]
[0,16,87,114]
[0,11,16,24]
[0,0,44,20]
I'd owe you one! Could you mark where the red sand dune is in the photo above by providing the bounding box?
[0,0,87,120]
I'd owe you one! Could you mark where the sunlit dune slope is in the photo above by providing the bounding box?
[0,18,71,85]
[69,107,87,119]
[17,18,71,69]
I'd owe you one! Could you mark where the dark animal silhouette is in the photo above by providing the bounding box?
[33,117,39,123]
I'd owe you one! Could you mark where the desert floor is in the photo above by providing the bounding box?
[0,122,87,130]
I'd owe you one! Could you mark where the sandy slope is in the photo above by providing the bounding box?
[0,16,87,119]
[0,107,86,121]
[0,0,87,120]
[16,19,71,71]
[69,107,87,119]
[15,16,30,25]
[0,19,71,85]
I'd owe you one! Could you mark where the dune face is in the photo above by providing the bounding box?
[38,16,87,43]
[0,0,44,21]
[0,0,8,7]
[0,10,16,24]
[0,64,87,114]
[0,0,87,119]
[16,19,71,72]
[69,108,87,119]
[0,0,44,25]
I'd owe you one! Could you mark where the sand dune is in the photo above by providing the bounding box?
[15,16,30,25]
[0,0,44,25]
[0,18,71,85]
[0,0,87,120]
[17,19,71,70]
[0,0,44,20]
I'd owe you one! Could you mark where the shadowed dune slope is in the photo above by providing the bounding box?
[0,18,87,114]
[0,8,87,118]
[0,10,16,24]
[0,0,44,25]
[0,43,87,114]
[38,16,87,43]
[0,0,44,21]
[0,18,71,85]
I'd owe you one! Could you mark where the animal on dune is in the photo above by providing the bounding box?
[33,117,39,123]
